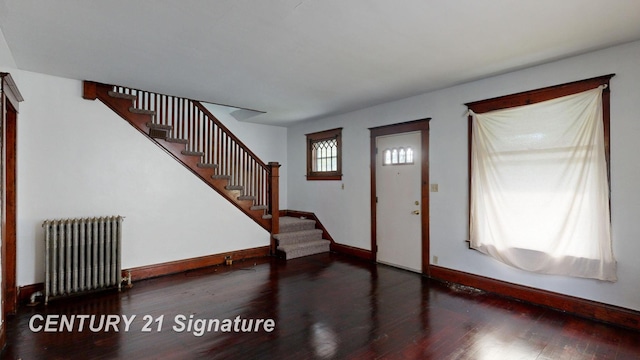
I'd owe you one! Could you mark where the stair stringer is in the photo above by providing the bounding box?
[85,82,272,232]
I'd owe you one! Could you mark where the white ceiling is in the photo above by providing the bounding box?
[1,0,640,126]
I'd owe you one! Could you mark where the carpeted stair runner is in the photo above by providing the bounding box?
[274,216,331,260]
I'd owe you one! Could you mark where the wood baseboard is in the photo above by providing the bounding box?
[18,246,271,304]
[331,243,374,261]
[429,265,640,331]
[0,322,5,353]
[125,246,270,282]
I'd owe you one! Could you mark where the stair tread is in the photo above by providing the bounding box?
[197,163,218,169]
[226,185,244,190]
[238,195,255,201]
[108,91,136,100]
[278,216,317,233]
[212,174,231,179]
[251,205,268,210]
[274,228,323,238]
[167,138,189,144]
[181,150,204,156]
[129,107,156,115]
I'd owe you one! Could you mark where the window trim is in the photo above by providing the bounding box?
[465,74,614,247]
[306,127,343,181]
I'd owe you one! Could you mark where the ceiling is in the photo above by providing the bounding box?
[1,1,640,126]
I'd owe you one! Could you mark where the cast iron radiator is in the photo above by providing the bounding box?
[43,216,124,304]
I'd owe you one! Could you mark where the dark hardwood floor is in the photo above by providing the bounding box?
[3,253,640,359]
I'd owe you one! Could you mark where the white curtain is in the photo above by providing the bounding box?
[469,87,616,281]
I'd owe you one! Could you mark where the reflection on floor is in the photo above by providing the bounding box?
[4,253,640,359]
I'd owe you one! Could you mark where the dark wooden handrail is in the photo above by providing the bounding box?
[191,102,268,169]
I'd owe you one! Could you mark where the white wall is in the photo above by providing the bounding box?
[287,40,640,311]
[6,69,287,287]
[0,27,16,68]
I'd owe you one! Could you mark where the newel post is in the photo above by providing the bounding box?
[268,162,281,255]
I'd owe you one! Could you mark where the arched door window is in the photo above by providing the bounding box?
[383,146,414,165]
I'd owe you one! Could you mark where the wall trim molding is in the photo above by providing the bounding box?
[0,322,5,353]
[18,246,271,304]
[124,246,270,282]
[331,243,374,261]
[429,265,640,331]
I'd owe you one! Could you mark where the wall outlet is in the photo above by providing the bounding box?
[430,184,439,192]
[433,255,438,265]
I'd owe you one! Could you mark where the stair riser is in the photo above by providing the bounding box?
[280,223,316,233]
[149,128,169,139]
[279,242,331,260]
[276,233,324,246]
[274,228,323,238]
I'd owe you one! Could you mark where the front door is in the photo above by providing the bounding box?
[375,131,422,272]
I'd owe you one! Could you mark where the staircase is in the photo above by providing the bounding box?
[274,216,331,259]
[82,81,280,241]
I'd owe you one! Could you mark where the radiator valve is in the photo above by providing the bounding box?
[121,270,133,288]
[225,256,233,266]
[29,291,44,305]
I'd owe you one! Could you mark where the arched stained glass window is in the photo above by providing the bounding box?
[306,128,342,180]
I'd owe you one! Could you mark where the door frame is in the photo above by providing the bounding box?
[1,73,22,324]
[3,100,17,317]
[370,118,430,275]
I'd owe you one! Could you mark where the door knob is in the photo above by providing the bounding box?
[412,210,420,215]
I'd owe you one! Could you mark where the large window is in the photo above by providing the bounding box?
[466,75,616,281]
[306,128,342,180]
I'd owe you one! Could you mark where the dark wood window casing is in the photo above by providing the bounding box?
[465,74,614,244]
[306,127,342,181]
